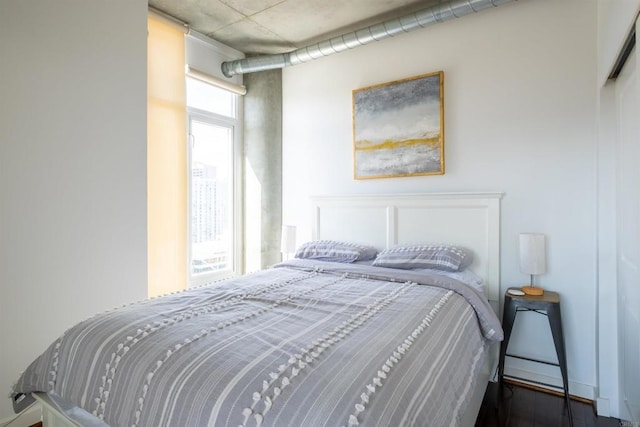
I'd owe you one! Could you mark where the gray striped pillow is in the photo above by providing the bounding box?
[372,244,473,272]
[294,240,378,263]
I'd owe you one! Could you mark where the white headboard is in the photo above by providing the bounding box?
[311,192,503,312]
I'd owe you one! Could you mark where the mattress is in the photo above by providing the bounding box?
[12,260,503,426]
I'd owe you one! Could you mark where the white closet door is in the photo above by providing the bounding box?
[614,21,640,422]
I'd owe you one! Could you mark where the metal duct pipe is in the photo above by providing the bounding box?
[222,0,516,77]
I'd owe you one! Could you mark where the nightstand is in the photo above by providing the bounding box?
[497,288,573,426]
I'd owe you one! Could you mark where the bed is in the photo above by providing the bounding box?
[11,192,503,427]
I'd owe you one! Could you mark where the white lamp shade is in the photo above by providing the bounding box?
[281,225,297,254]
[519,233,546,275]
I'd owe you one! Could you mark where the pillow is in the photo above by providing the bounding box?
[294,240,378,263]
[372,244,473,272]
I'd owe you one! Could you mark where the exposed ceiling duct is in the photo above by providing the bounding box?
[221,0,517,77]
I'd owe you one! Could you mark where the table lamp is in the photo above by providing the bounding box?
[281,225,297,261]
[519,233,546,296]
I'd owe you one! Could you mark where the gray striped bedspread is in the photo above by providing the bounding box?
[12,260,503,427]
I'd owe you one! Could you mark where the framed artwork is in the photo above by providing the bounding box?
[352,71,444,179]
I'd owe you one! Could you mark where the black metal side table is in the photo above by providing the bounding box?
[498,288,573,426]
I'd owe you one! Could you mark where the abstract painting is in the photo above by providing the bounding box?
[353,71,444,179]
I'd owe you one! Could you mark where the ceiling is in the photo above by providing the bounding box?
[148,0,441,55]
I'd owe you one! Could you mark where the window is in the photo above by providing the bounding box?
[187,77,241,285]
[186,78,235,117]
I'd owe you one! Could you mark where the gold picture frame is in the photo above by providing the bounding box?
[352,71,444,179]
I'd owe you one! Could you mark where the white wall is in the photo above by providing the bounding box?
[283,0,599,400]
[0,0,148,422]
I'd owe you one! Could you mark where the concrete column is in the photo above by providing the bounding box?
[243,69,283,271]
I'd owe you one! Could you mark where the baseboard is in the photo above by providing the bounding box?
[596,397,611,417]
[504,366,595,401]
[0,403,41,427]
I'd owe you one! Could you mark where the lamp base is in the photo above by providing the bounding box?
[521,285,544,296]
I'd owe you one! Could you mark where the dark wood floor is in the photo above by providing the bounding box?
[475,382,621,427]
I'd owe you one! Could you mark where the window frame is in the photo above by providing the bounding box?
[186,98,243,287]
